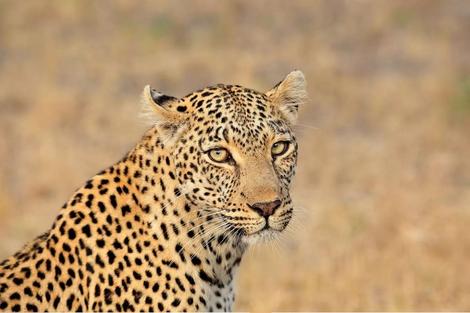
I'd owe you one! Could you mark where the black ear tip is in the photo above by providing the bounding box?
[149,88,177,105]
[149,88,161,101]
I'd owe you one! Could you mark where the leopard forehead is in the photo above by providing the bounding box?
[178,84,292,150]
[184,84,271,119]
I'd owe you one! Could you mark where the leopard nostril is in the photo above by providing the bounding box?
[249,199,281,217]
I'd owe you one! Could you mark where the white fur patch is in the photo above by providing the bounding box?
[242,229,280,245]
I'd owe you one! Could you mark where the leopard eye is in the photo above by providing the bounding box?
[208,148,232,163]
[271,141,290,157]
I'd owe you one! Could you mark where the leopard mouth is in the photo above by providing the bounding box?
[216,207,292,239]
[243,220,284,237]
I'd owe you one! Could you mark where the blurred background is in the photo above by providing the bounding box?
[1,0,470,311]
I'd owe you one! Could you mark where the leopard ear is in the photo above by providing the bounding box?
[266,70,307,125]
[140,85,188,144]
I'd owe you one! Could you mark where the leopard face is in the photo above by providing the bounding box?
[143,71,306,244]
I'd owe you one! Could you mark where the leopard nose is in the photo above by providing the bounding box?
[249,199,281,217]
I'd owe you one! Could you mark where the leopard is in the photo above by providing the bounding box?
[0,70,306,312]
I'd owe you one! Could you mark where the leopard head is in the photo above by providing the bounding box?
[142,71,306,244]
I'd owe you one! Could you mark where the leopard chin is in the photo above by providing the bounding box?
[242,228,282,245]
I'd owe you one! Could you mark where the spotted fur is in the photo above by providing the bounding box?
[0,71,306,312]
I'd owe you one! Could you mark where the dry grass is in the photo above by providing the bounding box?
[1,1,469,311]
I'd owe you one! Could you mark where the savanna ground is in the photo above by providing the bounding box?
[1,1,470,311]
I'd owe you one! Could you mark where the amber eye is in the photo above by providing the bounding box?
[271,141,290,157]
[208,148,232,163]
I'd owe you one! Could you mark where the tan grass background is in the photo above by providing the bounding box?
[1,1,470,311]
